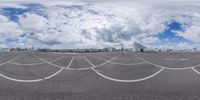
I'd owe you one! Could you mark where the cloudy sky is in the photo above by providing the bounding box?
[0,0,200,49]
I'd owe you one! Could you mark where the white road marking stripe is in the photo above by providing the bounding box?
[45,57,74,79]
[0,54,21,66]
[91,67,165,83]
[44,68,64,80]
[66,57,74,69]
[85,55,165,83]
[66,55,120,71]
[93,55,147,66]
[134,53,200,70]
[93,55,120,68]
[165,67,192,70]
[8,56,65,66]
[35,56,65,69]
[84,56,95,66]
[0,56,75,82]
[192,67,200,76]
[0,73,43,82]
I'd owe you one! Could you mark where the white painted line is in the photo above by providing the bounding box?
[67,67,90,71]
[109,62,148,66]
[8,62,46,66]
[0,73,43,82]
[44,68,64,80]
[133,54,194,70]
[66,55,120,71]
[66,57,74,69]
[0,56,74,82]
[65,56,92,70]
[189,64,200,68]
[93,55,120,69]
[8,56,65,66]
[84,56,95,67]
[35,56,65,69]
[85,55,165,83]
[45,57,74,79]
[165,67,192,70]
[91,67,165,83]
[93,55,148,66]
[134,54,200,70]
[0,54,21,66]
[192,67,200,76]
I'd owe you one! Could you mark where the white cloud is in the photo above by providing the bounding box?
[0,0,200,49]
[18,13,48,33]
[172,13,200,43]
[0,15,23,43]
[142,36,160,44]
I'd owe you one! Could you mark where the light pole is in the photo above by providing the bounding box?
[121,34,124,55]
[28,32,34,53]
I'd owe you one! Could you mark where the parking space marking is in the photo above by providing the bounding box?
[91,67,165,83]
[35,56,65,69]
[84,54,165,83]
[8,56,65,66]
[93,55,148,66]
[133,53,200,75]
[67,55,120,71]
[192,67,200,76]
[44,56,74,79]
[0,73,43,82]
[92,55,121,69]
[0,54,21,66]
[66,57,74,69]
[0,56,75,82]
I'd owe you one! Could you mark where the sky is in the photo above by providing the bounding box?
[0,0,200,49]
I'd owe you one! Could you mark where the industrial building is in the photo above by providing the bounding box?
[132,42,146,52]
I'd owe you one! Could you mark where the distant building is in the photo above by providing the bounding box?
[133,42,146,52]
[103,47,116,52]
[9,48,20,52]
[9,48,29,52]
[0,48,9,52]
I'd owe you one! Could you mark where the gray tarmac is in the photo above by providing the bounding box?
[1,51,200,100]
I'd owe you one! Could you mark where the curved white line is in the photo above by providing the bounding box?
[134,54,196,70]
[0,57,74,82]
[133,54,164,68]
[110,62,147,66]
[0,73,43,82]
[14,57,47,60]
[92,55,120,68]
[8,56,64,66]
[190,64,200,68]
[192,67,200,76]
[91,67,165,82]
[93,55,147,66]
[165,67,192,70]
[34,56,65,69]
[0,54,21,66]
[44,68,64,80]
[0,56,74,82]
[65,55,120,71]
[44,57,74,79]
[67,67,90,71]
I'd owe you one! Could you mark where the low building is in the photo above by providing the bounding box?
[0,48,10,52]
[133,42,146,52]
[9,48,20,52]
[103,47,116,52]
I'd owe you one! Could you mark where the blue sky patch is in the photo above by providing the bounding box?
[154,21,192,44]
[0,3,46,22]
